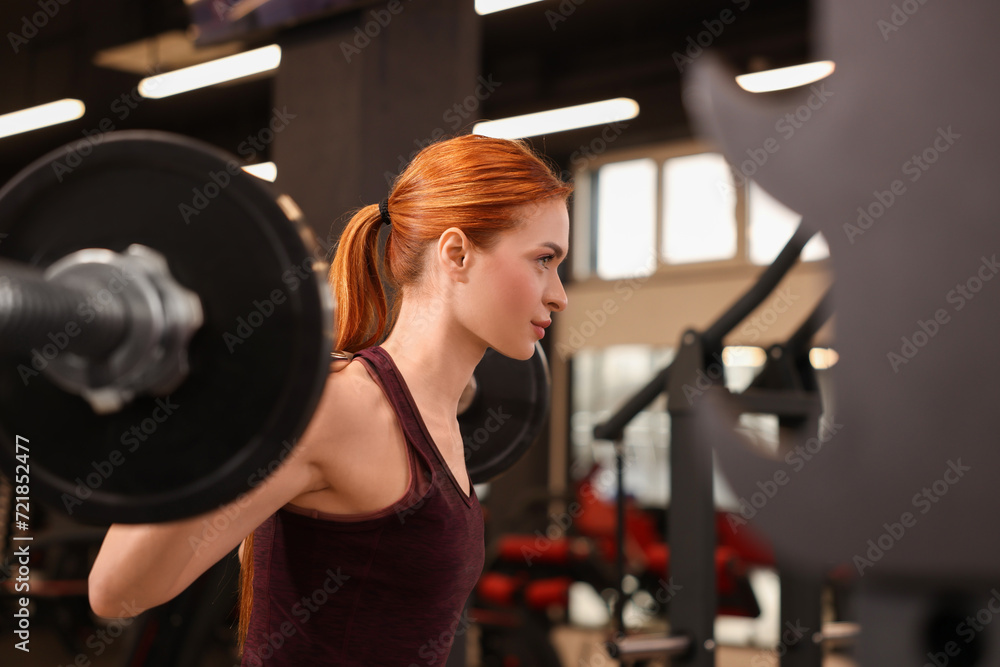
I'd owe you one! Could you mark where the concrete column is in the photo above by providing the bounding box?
[273,0,481,249]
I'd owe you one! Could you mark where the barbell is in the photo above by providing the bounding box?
[0,130,550,524]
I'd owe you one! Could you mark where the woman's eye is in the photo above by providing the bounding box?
[538,255,554,267]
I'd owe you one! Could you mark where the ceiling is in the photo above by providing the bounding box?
[0,0,810,184]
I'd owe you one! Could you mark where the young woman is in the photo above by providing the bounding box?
[88,133,572,666]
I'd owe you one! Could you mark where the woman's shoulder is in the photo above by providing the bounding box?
[288,353,407,504]
[294,354,395,457]
[284,353,414,513]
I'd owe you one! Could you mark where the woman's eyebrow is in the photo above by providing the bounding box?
[540,242,566,259]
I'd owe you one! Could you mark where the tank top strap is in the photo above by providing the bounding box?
[352,346,439,464]
[352,346,476,506]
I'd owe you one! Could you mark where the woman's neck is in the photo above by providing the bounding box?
[378,293,485,421]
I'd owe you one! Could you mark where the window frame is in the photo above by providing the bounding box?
[571,138,830,285]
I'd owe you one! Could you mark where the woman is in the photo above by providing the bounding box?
[88,133,572,665]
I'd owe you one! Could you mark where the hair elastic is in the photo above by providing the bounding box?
[378,198,391,226]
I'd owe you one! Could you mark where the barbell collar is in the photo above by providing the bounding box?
[1,244,203,414]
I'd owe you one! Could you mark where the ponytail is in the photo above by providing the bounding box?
[237,533,253,655]
[329,205,392,352]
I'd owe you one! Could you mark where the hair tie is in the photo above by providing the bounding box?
[378,198,391,227]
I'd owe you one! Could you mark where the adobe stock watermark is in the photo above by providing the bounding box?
[923,588,1000,667]
[384,74,502,186]
[358,401,499,522]
[49,67,167,183]
[886,253,998,373]
[637,576,684,616]
[852,458,970,576]
[715,83,833,200]
[560,120,630,181]
[40,600,143,660]
[877,0,936,41]
[749,620,811,667]
[737,286,799,343]
[15,264,138,387]
[672,0,752,73]
[555,259,656,361]
[396,429,488,524]
[463,405,511,461]
[179,107,297,224]
[679,332,806,405]
[405,607,474,667]
[521,450,640,565]
[71,600,145,659]
[340,0,415,63]
[189,437,304,556]
[725,416,843,532]
[60,397,180,515]
[843,126,960,244]
[222,252,321,352]
[7,0,72,54]
[240,567,351,667]
[545,0,588,31]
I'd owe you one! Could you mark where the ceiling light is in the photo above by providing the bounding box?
[0,99,85,140]
[138,44,281,99]
[473,98,639,139]
[242,161,276,182]
[735,61,836,93]
[475,0,545,15]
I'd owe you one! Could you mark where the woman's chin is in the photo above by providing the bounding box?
[490,340,537,361]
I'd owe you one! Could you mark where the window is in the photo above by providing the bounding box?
[570,344,770,509]
[747,181,829,265]
[571,345,673,507]
[574,145,830,280]
[662,153,737,264]
[594,159,657,280]
[571,344,837,510]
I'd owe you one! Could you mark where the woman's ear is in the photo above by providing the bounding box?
[437,227,473,281]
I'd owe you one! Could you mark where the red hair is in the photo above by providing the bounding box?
[237,133,571,654]
[332,133,573,351]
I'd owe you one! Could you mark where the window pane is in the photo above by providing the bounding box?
[571,345,673,507]
[570,344,765,509]
[661,153,737,264]
[748,180,829,265]
[595,159,657,280]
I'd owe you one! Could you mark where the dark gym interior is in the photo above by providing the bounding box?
[2,0,996,665]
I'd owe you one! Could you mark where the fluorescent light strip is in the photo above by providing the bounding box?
[810,347,839,369]
[735,60,836,93]
[138,44,281,99]
[0,99,85,140]
[242,161,276,182]
[475,0,545,15]
[473,97,639,139]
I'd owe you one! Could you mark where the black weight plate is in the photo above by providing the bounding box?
[0,131,333,524]
[461,342,550,485]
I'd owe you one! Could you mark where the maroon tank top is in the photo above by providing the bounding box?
[241,346,485,666]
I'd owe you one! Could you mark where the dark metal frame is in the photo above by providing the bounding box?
[594,220,838,665]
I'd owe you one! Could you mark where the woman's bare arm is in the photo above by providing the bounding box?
[88,369,351,618]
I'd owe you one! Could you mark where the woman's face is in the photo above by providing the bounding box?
[458,198,570,360]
